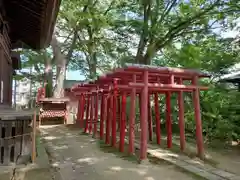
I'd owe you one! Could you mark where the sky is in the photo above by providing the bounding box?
[66,70,85,80]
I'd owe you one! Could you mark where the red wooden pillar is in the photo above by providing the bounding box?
[105,96,111,144]
[166,74,174,148]
[84,94,91,133]
[192,76,204,158]
[119,91,127,152]
[80,95,86,129]
[100,93,106,140]
[93,93,99,137]
[89,94,94,133]
[140,70,148,160]
[117,97,121,131]
[128,74,136,154]
[78,94,84,128]
[139,93,141,129]
[148,94,153,141]
[166,91,172,148]
[78,94,82,126]
[77,99,81,124]
[178,78,186,151]
[111,79,117,147]
[154,92,161,145]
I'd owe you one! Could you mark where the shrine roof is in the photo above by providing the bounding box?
[219,71,240,83]
[4,0,61,49]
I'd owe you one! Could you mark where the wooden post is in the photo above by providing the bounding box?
[140,70,148,160]
[178,78,185,151]
[148,94,153,141]
[31,110,37,163]
[111,79,117,147]
[166,74,174,149]
[117,97,121,131]
[77,99,81,125]
[80,94,85,128]
[192,76,204,159]
[138,93,141,130]
[119,92,126,152]
[89,94,94,133]
[154,92,161,145]
[84,95,90,133]
[93,93,98,137]
[166,91,172,148]
[100,94,105,140]
[129,74,136,154]
[105,97,111,144]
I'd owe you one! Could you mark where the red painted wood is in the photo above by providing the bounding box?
[178,78,186,151]
[71,65,209,160]
[84,95,91,133]
[166,91,172,148]
[140,70,148,160]
[77,99,81,124]
[80,94,85,128]
[129,74,136,154]
[100,94,105,140]
[94,93,99,136]
[128,83,208,91]
[192,76,204,158]
[170,74,174,84]
[117,97,121,131]
[111,79,117,147]
[89,95,94,133]
[105,97,111,144]
[138,94,141,130]
[154,92,161,145]
[148,94,153,141]
[119,92,127,152]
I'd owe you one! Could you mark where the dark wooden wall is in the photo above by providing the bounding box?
[0,12,12,106]
[0,119,32,165]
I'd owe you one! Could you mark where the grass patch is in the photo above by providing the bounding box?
[149,136,218,167]
[147,154,207,180]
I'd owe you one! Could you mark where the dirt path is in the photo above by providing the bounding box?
[40,125,199,180]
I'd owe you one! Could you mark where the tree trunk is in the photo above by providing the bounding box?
[29,66,32,108]
[43,50,53,97]
[51,34,66,98]
[138,42,157,65]
[134,0,152,65]
[89,52,97,80]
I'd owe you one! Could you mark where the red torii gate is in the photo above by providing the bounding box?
[71,64,209,160]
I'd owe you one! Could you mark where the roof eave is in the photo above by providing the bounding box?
[39,0,62,49]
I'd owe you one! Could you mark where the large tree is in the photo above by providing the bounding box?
[112,0,240,64]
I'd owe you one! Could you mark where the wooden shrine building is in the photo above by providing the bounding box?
[0,0,61,166]
[220,70,240,91]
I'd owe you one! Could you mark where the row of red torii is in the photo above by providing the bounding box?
[71,64,209,160]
